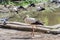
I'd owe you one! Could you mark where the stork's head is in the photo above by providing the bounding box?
[26,15,29,18]
[23,15,29,20]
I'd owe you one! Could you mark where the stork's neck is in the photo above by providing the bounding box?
[23,15,29,20]
[26,16,29,18]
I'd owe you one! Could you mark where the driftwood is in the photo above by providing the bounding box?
[0,21,60,34]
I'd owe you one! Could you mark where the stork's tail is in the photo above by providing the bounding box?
[15,11,18,14]
[36,21,44,25]
[31,21,44,25]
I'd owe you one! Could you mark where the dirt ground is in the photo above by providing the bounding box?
[0,28,60,40]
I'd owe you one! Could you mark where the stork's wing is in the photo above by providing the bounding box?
[26,18,37,23]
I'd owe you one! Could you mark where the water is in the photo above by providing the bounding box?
[0,5,60,26]
[36,8,60,26]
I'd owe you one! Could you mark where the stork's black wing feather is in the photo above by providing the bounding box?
[31,21,44,25]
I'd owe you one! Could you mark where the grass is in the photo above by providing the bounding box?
[0,0,49,6]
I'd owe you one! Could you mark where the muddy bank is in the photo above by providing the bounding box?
[0,27,60,40]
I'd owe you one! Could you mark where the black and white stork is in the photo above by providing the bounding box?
[4,5,27,14]
[24,15,43,37]
[50,0,60,4]
[10,5,27,14]
[18,6,27,10]
[28,3,36,7]
[3,5,19,14]
[36,6,45,11]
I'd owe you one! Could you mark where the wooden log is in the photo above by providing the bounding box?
[0,21,60,34]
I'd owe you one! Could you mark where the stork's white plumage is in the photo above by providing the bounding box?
[28,3,36,7]
[36,6,42,11]
[24,15,37,24]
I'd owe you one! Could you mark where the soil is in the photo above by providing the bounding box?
[0,28,60,40]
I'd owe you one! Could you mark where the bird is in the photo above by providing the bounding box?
[50,0,60,4]
[28,3,36,7]
[8,5,27,14]
[36,6,45,11]
[18,6,27,10]
[23,15,43,37]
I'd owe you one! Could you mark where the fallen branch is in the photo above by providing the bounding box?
[0,21,60,34]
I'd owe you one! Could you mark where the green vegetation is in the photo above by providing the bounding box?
[1,0,48,6]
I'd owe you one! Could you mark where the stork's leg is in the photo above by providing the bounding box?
[31,25,36,37]
[32,25,34,37]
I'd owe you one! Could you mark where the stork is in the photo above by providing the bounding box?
[28,3,36,7]
[24,15,43,37]
[12,6,19,14]
[18,6,27,10]
[8,5,27,14]
[3,5,19,14]
[36,6,45,11]
[50,0,60,4]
